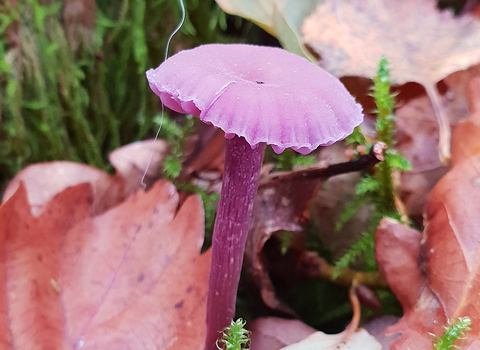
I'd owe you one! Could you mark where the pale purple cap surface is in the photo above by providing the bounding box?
[146,44,363,154]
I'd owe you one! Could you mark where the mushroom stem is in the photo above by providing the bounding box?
[205,135,266,350]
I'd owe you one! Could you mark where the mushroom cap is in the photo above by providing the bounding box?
[146,44,363,154]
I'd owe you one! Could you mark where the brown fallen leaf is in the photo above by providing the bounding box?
[396,71,480,217]
[451,77,480,165]
[302,0,480,162]
[179,126,225,197]
[2,140,168,216]
[0,183,93,349]
[2,161,122,217]
[302,0,480,84]
[375,219,446,350]
[0,180,210,349]
[424,160,480,331]
[442,63,480,133]
[395,92,451,218]
[362,316,400,350]
[181,124,225,180]
[246,169,319,313]
[375,78,480,349]
[109,139,169,194]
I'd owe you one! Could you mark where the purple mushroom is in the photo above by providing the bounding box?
[146,44,363,349]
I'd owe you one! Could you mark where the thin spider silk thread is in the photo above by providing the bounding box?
[141,0,186,189]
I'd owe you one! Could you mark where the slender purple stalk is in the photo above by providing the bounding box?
[205,135,266,350]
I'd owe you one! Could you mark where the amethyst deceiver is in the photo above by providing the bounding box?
[146,44,363,350]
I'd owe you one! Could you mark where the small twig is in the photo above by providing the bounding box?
[340,279,361,347]
[334,279,362,349]
[266,142,387,183]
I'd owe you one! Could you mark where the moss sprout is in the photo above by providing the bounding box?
[216,318,251,350]
[432,317,472,350]
[334,56,411,275]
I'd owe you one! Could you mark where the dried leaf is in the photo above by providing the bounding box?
[425,159,480,327]
[395,92,450,217]
[451,77,480,165]
[375,84,480,348]
[377,215,480,349]
[249,317,316,350]
[375,219,445,350]
[109,139,169,194]
[180,126,225,186]
[396,72,480,216]
[362,316,400,350]
[442,63,480,130]
[2,140,169,217]
[245,169,320,313]
[0,184,92,348]
[279,328,381,350]
[0,180,210,349]
[302,0,480,85]
[2,161,123,217]
[302,0,480,161]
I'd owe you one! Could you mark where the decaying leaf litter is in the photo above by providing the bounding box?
[376,77,480,350]
[0,178,210,349]
[2,1,480,349]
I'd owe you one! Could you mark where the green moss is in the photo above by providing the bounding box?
[334,57,411,274]
[216,318,251,350]
[432,317,471,350]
